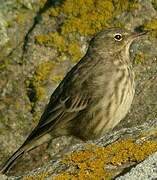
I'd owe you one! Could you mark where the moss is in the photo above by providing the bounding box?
[54,138,157,179]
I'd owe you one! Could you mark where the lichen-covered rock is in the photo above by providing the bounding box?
[0,0,157,178]
[116,151,157,180]
[0,12,9,46]
[0,0,47,167]
[3,118,157,179]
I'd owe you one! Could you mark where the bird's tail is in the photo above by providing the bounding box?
[0,133,52,174]
[0,145,25,174]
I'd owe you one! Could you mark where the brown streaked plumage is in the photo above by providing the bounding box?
[1,28,148,174]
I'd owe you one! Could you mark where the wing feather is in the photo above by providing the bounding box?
[24,53,100,144]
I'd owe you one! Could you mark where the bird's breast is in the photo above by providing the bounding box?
[90,65,135,138]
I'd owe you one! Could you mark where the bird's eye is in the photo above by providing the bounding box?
[114,33,122,41]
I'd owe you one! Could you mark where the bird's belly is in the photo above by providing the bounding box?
[105,88,134,131]
[92,82,135,138]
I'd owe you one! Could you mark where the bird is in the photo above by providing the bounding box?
[0,28,148,174]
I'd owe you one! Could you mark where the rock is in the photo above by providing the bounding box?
[116,152,157,180]
[0,174,7,180]
[0,13,9,47]
[3,118,157,179]
[0,0,157,178]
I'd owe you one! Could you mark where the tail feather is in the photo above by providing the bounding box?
[1,133,52,174]
[0,146,25,174]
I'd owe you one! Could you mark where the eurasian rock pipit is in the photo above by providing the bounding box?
[1,28,148,173]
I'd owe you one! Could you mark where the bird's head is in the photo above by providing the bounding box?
[89,28,148,56]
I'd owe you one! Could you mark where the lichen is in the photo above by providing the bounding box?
[22,172,49,180]
[36,0,138,63]
[144,19,157,30]
[35,32,67,52]
[51,74,64,83]
[25,60,56,122]
[134,52,145,64]
[152,0,157,10]
[15,10,31,24]
[48,0,138,36]
[35,32,83,62]
[54,138,157,179]
[144,19,157,37]
[0,58,9,70]
[30,61,56,101]
[67,42,83,62]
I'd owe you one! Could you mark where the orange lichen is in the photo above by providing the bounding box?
[54,138,157,179]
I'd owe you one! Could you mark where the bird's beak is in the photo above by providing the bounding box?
[131,30,149,39]
[126,30,149,46]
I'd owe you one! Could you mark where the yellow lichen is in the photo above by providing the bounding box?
[144,19,157,30]
[134,52,145,64]
[15,11,30,24]
[108,139,157,165]
[34,61,55,82]
[35,33,83,62]
[48,0,138,36]
[0,58,9,70]
[22,172,49,180]
[35,32,67,52]
[59,0,114,36]
[152,0,157,10]
[54,138,157,179]
[31,61,56,101]
[36,0,138,63]
[51,75,64,83]
[68,42,82,62]
[144,19,157,37]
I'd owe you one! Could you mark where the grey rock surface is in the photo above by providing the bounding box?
[0,12,9,46]
[0,118,156,179]
[116,152,157,180]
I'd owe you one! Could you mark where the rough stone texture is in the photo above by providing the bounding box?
[0,0,157,179]
[0,12,9,46]
[116,152,157,180]
[0,0,47,166]
[0,118,156,179]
